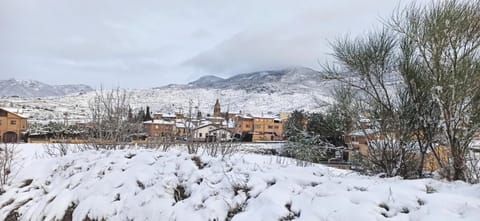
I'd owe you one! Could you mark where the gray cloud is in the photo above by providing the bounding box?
[0,0,425,88]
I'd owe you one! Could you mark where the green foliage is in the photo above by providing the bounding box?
[283,109,344,163]
[283,110,307,141]
[323,0,480,181]
[143,106,153,122]
[283,132,336,163]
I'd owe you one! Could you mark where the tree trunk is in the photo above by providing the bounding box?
[452,149,466,181]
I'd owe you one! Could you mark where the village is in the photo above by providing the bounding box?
[3,98,480,175]
[0,99,288,144]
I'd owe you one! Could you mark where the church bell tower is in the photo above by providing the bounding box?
[213,99,221,117]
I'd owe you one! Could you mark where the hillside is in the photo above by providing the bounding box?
[187,66,328,93]
[0,79,93,98]
[0,67,334,123]
[1,144,479,221]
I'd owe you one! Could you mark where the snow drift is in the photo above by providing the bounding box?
[1,144,480,221]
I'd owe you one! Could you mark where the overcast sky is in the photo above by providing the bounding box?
[0,0,423,88]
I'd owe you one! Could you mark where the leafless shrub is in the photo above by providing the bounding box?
[225,171,250,220]
[0,143,16,189]
[143,139,174,152]
[173,184,189,203]
[191,156,205,169]
[203,141,239,159]
[465,150,480,184]
[43,142,70,157]
[83,87,142,150]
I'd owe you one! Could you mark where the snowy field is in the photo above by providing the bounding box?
[1,144,480,221]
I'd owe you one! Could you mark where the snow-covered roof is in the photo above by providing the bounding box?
[143,120,175,125]
[209,127,233,133]
[222,119,236,128]
[237,114,253,119]
[153,112,176,118]
[195,123,217,130]
[175,122,195,129]
[0,107,28,118]
[348,129,378,136]
[470,140,480,150]
[236,113,280,120]
[250,114,277,119]
[206,116,225,120]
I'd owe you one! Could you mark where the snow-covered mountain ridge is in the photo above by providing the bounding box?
[180,66,328,94]
[1,67,334,122]
[0,79,93,98]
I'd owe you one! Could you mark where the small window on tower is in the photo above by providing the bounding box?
[10,120,16,125]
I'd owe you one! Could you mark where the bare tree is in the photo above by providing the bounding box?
[84,87,140,150]
[0,143,16,190]
[183,99,202,154]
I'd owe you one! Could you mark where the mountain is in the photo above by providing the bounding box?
[1,67,335,123]
[0,79,93,98]
[187,67,327,93]
[189,75,225,87]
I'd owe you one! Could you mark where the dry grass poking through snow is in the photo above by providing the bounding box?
[1,145,480,220]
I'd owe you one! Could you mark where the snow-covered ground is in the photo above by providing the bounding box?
[0,85,333,124]
[1,144,480,221]
[0,67,336,123]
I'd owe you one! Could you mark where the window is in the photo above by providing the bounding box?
[199,133,202,138]
[221,134,227,138]
[274,126,279,129]
[267,125,273,129]
[255,125,261,129]
[246,124,250,128]
[10,120,16,125]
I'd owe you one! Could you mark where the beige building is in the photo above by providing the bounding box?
[234,114,284,142]
[0,108,28,143]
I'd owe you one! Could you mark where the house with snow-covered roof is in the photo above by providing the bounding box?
[345,129,379,154]
[143,119,176,141]
[233,113,285,142]
[192,123,217,142]
[192,123,234,142]
[152,112,177,121]
[0,107,28,143]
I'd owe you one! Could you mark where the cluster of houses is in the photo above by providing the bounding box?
[4,102,479,173]
[0,99,288,144]
[343,119,480,172]
[143,99,287,142]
